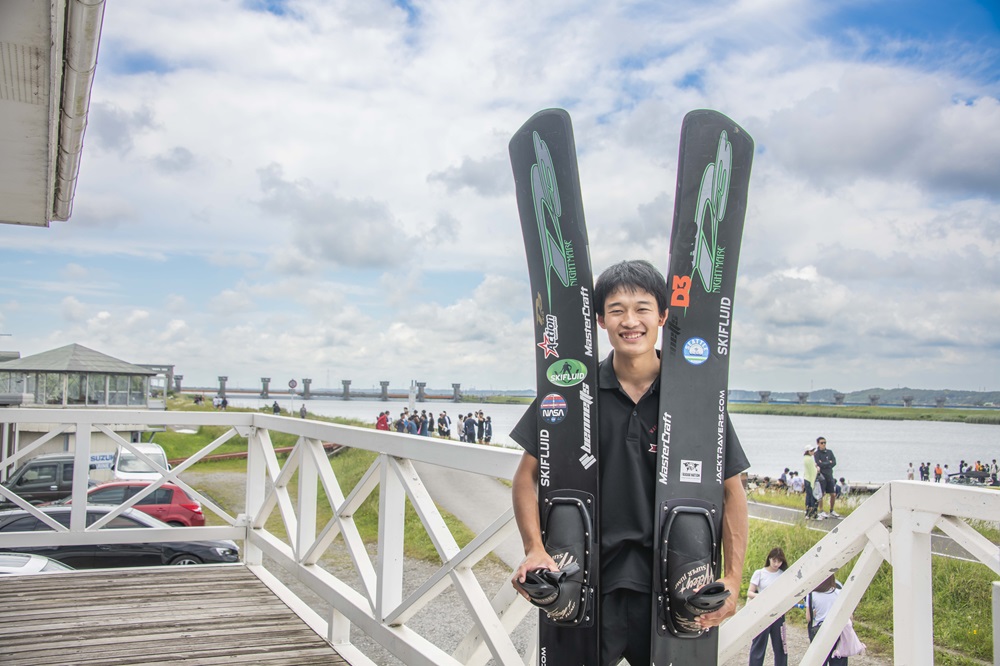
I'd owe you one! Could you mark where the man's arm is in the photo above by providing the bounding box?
[510,451,559,598]
[696,473,748,629]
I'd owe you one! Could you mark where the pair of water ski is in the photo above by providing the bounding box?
[510,109,754,664]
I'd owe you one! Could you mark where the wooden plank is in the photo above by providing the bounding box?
[0,565,349,665]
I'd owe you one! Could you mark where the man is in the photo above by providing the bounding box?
[803,446,819,519]
[464,413,477,444]
[813,437,839,518]
[509,260,750,665]
[376,411,390,431]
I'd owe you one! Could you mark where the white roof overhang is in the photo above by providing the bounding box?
[0,0,105,227]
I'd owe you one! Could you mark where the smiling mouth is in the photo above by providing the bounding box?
[620,330,644,340]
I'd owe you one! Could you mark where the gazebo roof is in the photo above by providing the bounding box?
[0,344,155,375]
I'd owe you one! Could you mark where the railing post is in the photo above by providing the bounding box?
[376,455,405,622]
[245,426,267,566]
[891,506,937,665]
[71,419,93,531]
[297,438,319,560]
[994,582,999,666]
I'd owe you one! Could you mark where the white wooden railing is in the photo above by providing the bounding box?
[0,409,997,665]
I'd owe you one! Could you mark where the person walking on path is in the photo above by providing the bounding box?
[748,547,789,666]
[906,463,914,481]
[803,446,819,519]
[813,437,839,518]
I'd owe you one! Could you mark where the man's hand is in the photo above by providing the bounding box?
[511,548,559,600]
[694,574,739,629]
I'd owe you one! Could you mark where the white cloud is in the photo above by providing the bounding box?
[2,0,997,394]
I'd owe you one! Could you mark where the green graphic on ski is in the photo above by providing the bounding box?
[652,110,754,665]
[510,109,601,665]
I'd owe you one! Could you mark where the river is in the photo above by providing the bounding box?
[225,396,999,486]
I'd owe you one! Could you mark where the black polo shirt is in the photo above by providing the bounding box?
[511,352,750,594]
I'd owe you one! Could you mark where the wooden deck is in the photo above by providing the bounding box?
[0,564,350,665]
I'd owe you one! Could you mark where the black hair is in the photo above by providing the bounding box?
[814,573,837,593]
[593,260,669,316]
[765,547,788,570]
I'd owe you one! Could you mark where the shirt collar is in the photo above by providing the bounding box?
[598,350,661,396]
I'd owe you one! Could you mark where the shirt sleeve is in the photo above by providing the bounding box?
[510,399,539,457]
[724,412,750,479]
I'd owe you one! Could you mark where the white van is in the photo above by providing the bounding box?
[112,443,170,481]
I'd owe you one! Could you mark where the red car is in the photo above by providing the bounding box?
[58,481,205,527]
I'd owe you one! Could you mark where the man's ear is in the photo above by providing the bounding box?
[658,309,668,327]
[597,313,606,329]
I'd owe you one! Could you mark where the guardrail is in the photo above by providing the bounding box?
[0,409,998,665]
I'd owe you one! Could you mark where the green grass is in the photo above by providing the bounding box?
[730,402,1000,424]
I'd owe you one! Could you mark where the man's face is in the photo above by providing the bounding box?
[818,439,827,450]
[597,287,667,359]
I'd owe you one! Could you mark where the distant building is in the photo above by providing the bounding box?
[0,344,169,478]
[0,344,160,408]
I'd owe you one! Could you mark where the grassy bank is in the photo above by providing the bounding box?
[729,402,1000,425]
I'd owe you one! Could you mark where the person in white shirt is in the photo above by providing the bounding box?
[747,547,789,666]
[806,574,848,665]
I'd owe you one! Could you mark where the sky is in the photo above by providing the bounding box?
[1,0,999,395]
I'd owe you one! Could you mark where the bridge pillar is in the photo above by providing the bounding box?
[452,383,462,402]
[935,396,946,408]
[797,392,809,404]
[303,379,311,399]
[173,375,183,393]
[869,394,880,407]
[834,393,846,405]
[217,376,228,398]
[758,391,771,404]
[260,378,271,398]
[416,382,426,402]
[380,381,390,401]
[903,395,914,408]
[342,380,351,400]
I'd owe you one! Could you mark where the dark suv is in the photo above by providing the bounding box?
[0,454,96,507]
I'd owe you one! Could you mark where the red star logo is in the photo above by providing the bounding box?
[537,334,559,358]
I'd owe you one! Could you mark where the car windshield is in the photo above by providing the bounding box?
[117,450,167,473]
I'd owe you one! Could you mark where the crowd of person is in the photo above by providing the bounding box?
[907,459,999,485]
[374,408,494,443]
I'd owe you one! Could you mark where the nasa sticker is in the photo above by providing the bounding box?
[680,459,702,483]
[683,337,710,365]
[539,393,568,424]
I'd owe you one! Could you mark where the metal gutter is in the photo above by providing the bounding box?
[52,0,105,221]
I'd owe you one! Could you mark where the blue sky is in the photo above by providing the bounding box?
[1,0,998,394]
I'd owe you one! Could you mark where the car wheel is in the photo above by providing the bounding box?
[170,554,203,565]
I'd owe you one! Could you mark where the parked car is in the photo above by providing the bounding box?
[51,481,206,527]
[0,454,97,507]
[0,552,74,575]
[112,443,170,481]
[0,505,239,569]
